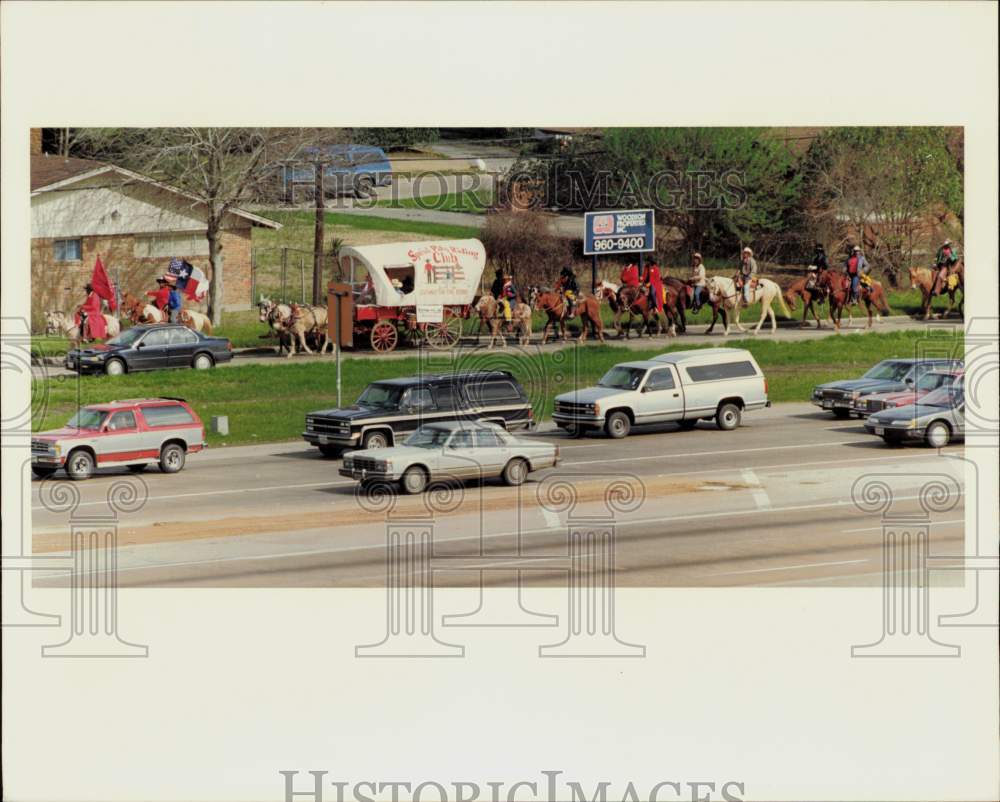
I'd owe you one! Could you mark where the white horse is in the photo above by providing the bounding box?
[44,309,120,344]
[706,275,791,335]
[142,305,213,333]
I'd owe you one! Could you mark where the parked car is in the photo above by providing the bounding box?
[811,358,963,418]
[864,380,965,447]
[65,324,233,375]
[339,421,559,493]
[31,397,206,480]
[551,347,769,439]
[304,370,535,458]
[853,369,964,417]
[282,144,393,199]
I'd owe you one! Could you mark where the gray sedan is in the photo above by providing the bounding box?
[864,384,965,447]
[339,421,560,493]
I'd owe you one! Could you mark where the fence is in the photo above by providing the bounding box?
[250,246,341,305]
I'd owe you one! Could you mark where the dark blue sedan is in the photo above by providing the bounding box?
[65,324,233,376]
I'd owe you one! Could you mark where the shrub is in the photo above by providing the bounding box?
[480,211,573,291]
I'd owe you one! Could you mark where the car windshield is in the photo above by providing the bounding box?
[405,427,453,449]
[598,366,646,390]
[863,361,912,381]
[916,372,953,392]
[66,408,108,430]
[356,384,404,410]
[106,328,144,347]
[920,386,964,408]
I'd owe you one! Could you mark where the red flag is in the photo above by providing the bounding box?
[90,255,117,311]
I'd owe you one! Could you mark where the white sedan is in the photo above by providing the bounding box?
[339,421,560,494]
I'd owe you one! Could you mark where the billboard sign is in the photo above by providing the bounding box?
[584,209,656,256]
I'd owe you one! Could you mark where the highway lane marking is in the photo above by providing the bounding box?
[33,489,964,577]
[30,448,961,516]
[701,559,870,577]
[567,440,860,466]
[740,468,771,510]
[840,518,965,534]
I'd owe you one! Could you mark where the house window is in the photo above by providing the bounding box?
[53,238,82,262]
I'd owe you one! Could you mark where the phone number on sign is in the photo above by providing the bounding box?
[592,236,647,252]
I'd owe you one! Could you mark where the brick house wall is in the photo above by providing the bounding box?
[31,226,254,331]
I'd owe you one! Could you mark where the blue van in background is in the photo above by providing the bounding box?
[282,144,393,199]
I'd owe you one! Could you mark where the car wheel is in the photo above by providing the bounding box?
[605,411,631,439]
[192,353,214,370]
[832,408,852,419]
[104,358,126,376]
[400,466,428,495]
[65,449,95,481]
[318,444,344,458]
[502,458,530,487]
[127,464,148,472]
[678,418,699,430]
[159,443,186,473]
[363,430,390,450]
[32,466,57,480]
[716,402,742,431]
[925,421,951,448]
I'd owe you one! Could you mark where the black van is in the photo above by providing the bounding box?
[303,371,535,457]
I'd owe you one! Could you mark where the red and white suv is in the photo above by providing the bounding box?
[31,398,206,480]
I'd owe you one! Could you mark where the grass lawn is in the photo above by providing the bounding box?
[32,329,964,448]
[375,189,492,214]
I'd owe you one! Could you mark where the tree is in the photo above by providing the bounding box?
[75,128,305,324]
[602,128,802,259]
[351,128,439,150]
[480,210,572,291]
[802,127,963,284]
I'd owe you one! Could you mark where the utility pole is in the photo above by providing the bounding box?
[312,159,325,305]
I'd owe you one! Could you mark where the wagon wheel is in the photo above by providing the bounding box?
[425,313,463,350]
[370,321,399,352]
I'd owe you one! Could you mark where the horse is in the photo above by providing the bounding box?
[817,269,892,330]
[909,264,963,320]
[44,309,120,345]
[597,281,672,339]
[262,299,333,357]
[661,276,689,334]
[533,290,605,345]
[783,274,827,329]
[705,275,790,335]
[474,294,531,348]
[123,292,213,333]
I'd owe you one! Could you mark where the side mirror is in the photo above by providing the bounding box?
[905,377,913,385]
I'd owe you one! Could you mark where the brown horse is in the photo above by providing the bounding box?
[817,269,891,330]
[661,276,689,333]
[597,282,671,339]
[909,263,964,320]
[475,294,531,348]
[533,290,605,345]
[783,276,827,329]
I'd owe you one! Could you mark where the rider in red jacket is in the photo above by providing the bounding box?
[146,277,171,311]
[641,260,664,313]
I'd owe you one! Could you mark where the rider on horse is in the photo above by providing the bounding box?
[845,245,868,304]
[688,252,707,312]
[619,262,640,304]
[641,259,665,314]
[146,276,171,313]
[806,243,828,291]
[934,239,960,295]
[737,247,758,304]
[557,266,580,318]
[74,283,108,340]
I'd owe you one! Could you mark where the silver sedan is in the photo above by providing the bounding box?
[864,384,965,447]
[339,421,560,493]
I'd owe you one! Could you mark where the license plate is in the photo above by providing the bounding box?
[875,427,884,436]
[318,436,329,445]
[834,401,851,408]
[822,400,833,409]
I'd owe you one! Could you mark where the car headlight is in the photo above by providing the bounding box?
[592,403,601,416]
[906,419,919,429]
[851,391,862,399]
[884,401,897,408]
[53,444,61,456]
[380,460,392,472]
[343,457,353,467]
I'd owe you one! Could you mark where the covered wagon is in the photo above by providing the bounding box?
[328,239,486,352]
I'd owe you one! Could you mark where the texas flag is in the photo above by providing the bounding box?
[168,257,208,302]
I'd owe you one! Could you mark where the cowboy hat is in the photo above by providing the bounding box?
[943,239,952,245]
[692,252,703,261]
[742,247,753,255]
[852,245,862,252]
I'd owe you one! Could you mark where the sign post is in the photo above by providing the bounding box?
[584,209,656,290]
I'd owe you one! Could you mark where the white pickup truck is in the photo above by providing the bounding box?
[552,347,770,438]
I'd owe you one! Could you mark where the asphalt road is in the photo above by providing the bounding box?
[29,403,966,589]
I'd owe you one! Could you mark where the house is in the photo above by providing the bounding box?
[30,152,281,327]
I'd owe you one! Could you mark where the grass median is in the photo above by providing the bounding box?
[32,329,964,447]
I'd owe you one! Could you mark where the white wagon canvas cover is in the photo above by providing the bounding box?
[338,239,486,308]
